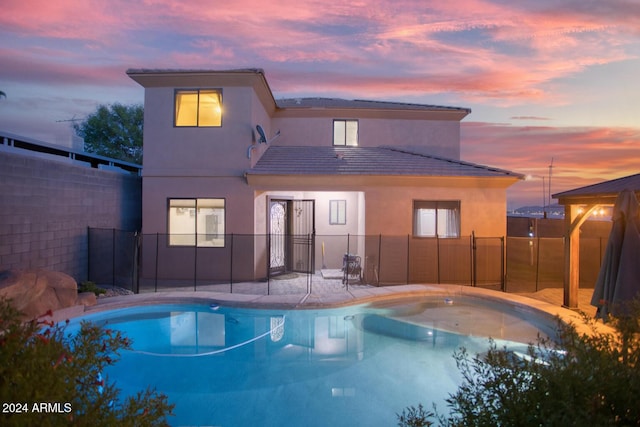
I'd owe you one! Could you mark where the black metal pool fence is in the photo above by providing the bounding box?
[88,228,606,295]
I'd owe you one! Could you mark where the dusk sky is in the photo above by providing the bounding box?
[2,0,639,209]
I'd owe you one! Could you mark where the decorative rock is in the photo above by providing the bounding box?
[99,286,134,297]
[76,291,98,307]
[0,269,96,319]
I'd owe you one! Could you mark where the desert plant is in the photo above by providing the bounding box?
[399,301,640,426]
[78,281,106,296]
[0,298,174,426]
[397,404,434,426]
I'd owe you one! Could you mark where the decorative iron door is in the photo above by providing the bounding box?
[269,199,315,275]
[291,200,315,273]
[269,200,287,274]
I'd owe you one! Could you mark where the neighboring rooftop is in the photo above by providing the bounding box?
[247,146,522,178]
[0,131,141,175]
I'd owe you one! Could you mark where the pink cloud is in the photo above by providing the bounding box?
[1,0,639,168]
[0,48,134,87]
[1,0,638,107]
[461,122,640,207]
[511,116,552,121]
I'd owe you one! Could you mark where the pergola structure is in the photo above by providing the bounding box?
[553,173,640,309]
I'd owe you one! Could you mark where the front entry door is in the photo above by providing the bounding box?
[269,199,315,275]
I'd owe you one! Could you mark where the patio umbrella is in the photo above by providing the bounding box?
[591,189,640,319]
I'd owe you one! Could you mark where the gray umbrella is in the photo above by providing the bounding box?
[591,189,640,319]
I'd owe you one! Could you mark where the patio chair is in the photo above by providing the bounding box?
[342,254,362,284]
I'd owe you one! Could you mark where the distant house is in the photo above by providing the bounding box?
[127,68,522,283]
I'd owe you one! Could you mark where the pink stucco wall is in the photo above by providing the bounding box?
[271,117,460,159]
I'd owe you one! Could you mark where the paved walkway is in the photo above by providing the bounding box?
[131,271,598,316]
[57,273,600,337]
[516,288,597,317]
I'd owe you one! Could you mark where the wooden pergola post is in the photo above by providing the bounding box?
[563,204,579,308]
[563,203,599,309]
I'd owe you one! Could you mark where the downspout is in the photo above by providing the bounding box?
[247,144,257,159]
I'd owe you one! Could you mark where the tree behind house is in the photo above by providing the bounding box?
[74,103,143,164]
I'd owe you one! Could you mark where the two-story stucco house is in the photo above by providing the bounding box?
[127,68,522,285]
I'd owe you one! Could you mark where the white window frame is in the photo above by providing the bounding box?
[333,119,358,146]
[329,200,347,225]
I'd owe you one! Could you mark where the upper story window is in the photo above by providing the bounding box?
[333,119,358,146]
[175,89,222,127]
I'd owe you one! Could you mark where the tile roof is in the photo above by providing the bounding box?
[127,68,265,75]
[554,173,640,200]
[247,146,522,178]
[276,97,471,114]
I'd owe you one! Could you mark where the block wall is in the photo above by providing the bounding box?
[0,150,141,281]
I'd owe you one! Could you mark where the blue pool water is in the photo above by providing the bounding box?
[66,297,555,426]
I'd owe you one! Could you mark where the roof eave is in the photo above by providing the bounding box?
[126,68,278,114]
[246,172,521,189]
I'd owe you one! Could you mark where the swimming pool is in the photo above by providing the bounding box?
[67,295,558,426]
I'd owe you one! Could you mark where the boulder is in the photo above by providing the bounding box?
[76,291,97,307]
[0,269,96,319]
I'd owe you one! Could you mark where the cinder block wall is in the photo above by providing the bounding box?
[0,150,141,281]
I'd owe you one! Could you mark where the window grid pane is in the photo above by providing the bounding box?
[345,120,358,146]
[333,120,346,145]
[175,91,198,127]
[198,91,222,127]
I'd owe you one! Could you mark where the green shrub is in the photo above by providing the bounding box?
[78,281,106,296]
[398,301,640,426]
[0,298,174,426]
[397,404,434,427]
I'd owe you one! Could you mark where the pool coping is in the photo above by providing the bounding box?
[52,284,605,336]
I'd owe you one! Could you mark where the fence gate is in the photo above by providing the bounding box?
[291,199,315,273]
[472,235,505,290]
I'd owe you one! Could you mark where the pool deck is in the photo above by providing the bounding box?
[54,277,603,336]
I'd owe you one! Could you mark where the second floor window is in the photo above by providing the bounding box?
[175,89,222,127]
[333,119,358,146]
